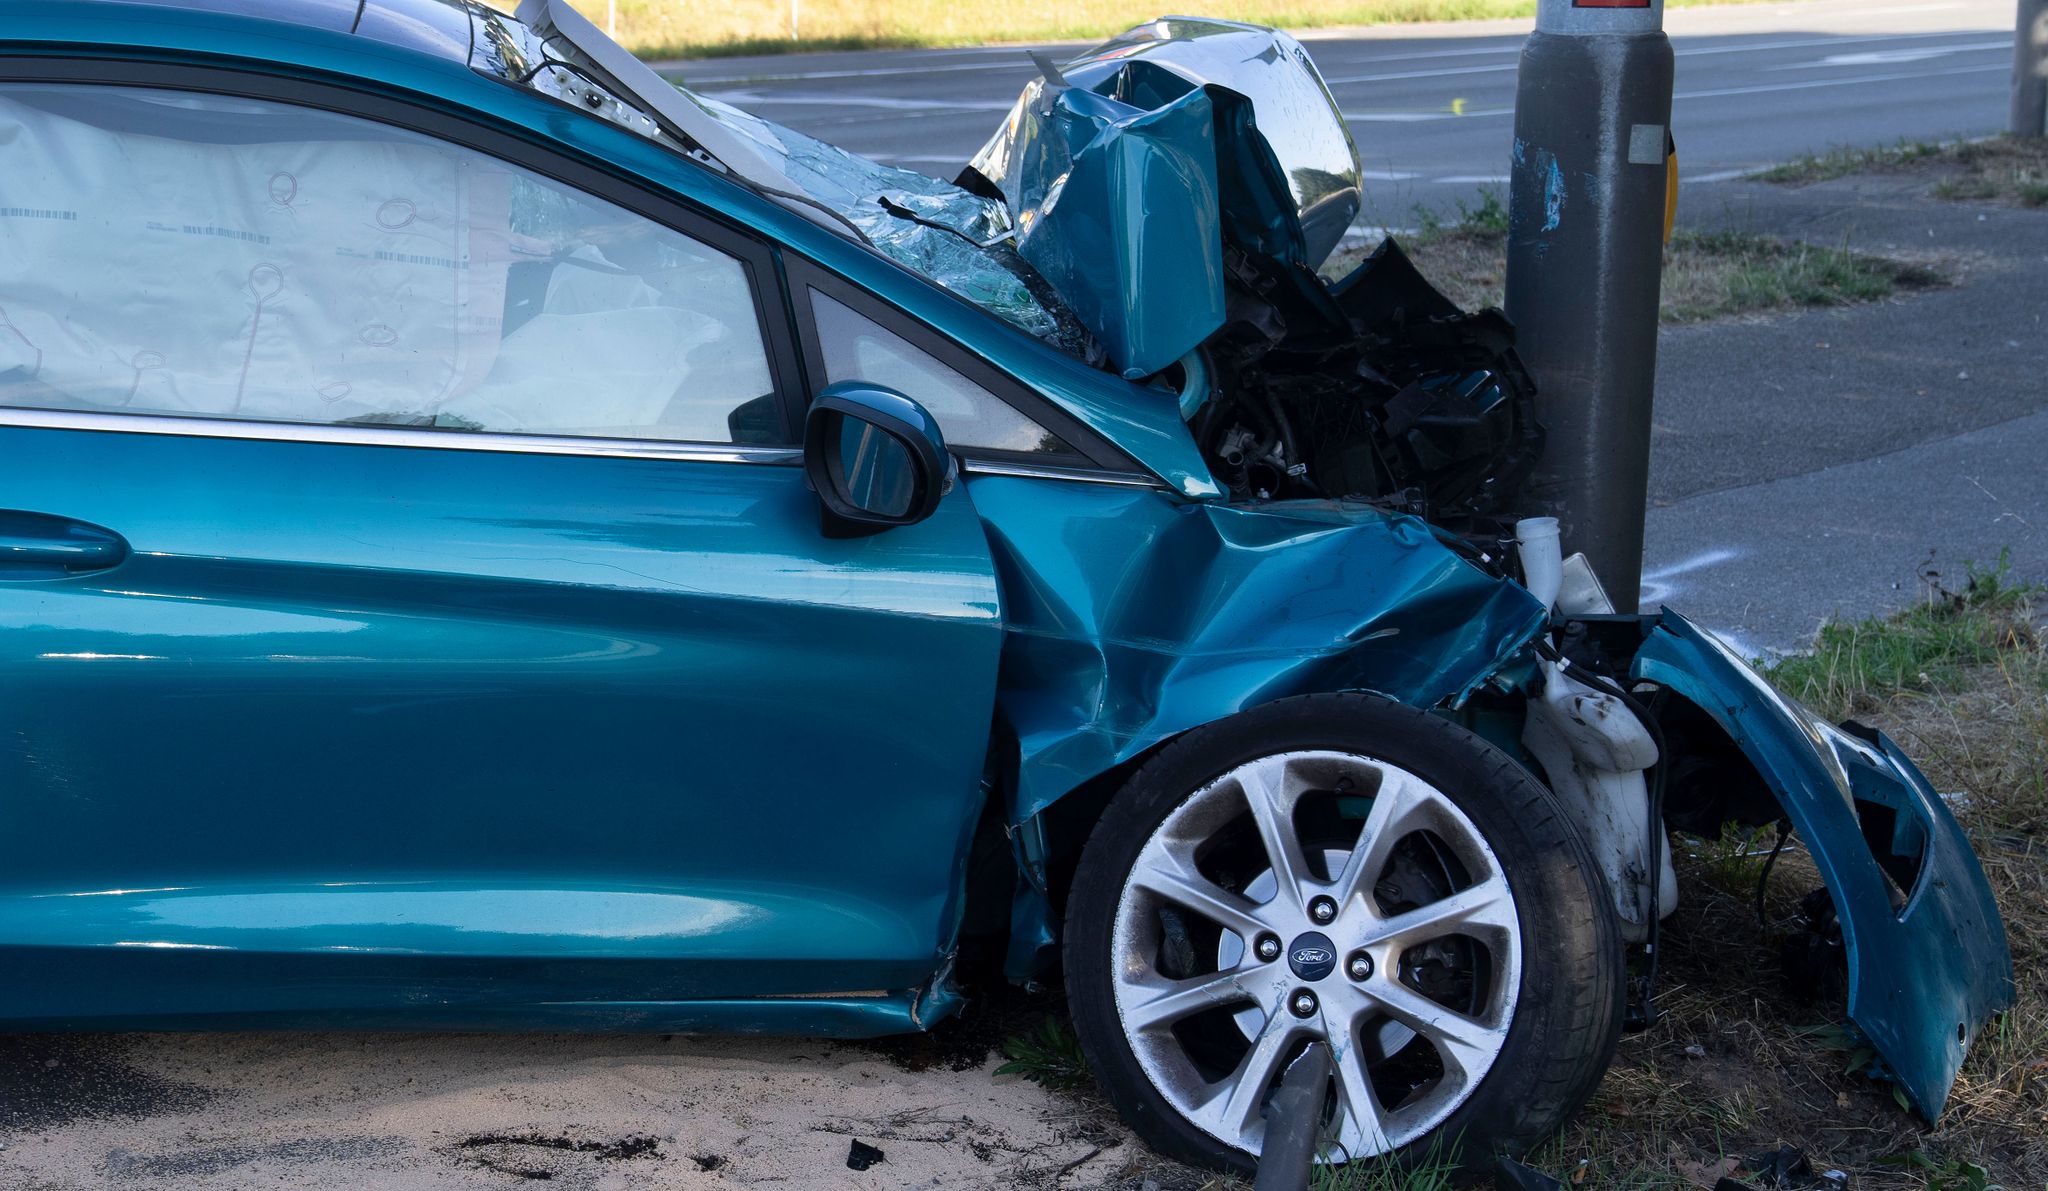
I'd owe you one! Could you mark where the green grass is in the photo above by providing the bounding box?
[1757,135,2048,210]
[1769,550,2039,720]
[993,1013,1096,1096]
[1751,137,1958,184]
[1660,228,1948,322]
[1311,1134,1461,1191]
[524,0,1776,61]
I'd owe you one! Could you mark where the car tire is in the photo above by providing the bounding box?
[1064,692,1623,1176]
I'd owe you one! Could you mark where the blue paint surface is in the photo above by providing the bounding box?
[0,2,2012,1107]
[1636,613,2015,1117]
[1542,155,1566,232]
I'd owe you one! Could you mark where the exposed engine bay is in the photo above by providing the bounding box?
[954,17,1545,522]
[1186,240,1541,521]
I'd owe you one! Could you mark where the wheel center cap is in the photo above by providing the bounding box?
[1286,931,1337,981]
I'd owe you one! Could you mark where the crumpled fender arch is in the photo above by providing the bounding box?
[964,476,1547,978]
[1633,611,2014,1118]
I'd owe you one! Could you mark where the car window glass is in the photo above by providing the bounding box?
[809,291,1069,456]
[0,84,783,445]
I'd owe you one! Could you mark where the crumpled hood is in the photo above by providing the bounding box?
[962,18,1364,378]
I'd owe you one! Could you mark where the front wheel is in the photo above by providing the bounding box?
[1064,693,1623,1175]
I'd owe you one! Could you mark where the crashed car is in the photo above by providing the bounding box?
[0,0,2012,1174]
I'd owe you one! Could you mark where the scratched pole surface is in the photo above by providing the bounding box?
[1503,0,1673,610]
[2018,0,2047,137]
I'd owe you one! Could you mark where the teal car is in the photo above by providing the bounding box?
[0,0,2011,1175]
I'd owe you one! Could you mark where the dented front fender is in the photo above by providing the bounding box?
[1634,611,2015,1118]
[972,478,1546,977]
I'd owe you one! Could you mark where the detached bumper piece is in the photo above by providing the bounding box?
[1635,611,2014,1117]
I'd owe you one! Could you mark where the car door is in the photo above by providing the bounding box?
[0,71,1007,1026]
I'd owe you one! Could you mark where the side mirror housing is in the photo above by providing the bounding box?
[804,382,955,538]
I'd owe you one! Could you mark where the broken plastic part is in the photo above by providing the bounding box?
[1556,552,1616,616]
[1634,612,2014,1117]
[1521,656,1676,942]
[1515,516,1563,612]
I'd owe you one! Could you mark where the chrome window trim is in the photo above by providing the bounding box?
[0,407,803,465]
[960,459,1166,490]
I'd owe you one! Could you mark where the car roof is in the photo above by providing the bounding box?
[78,0,479,65]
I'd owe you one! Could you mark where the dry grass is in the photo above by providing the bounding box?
[1756,136,2048,211]
[528,0,1771,60]
[1323,193,1949,324]
[1523,569,2048,1191]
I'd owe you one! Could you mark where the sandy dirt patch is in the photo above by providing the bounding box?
[0,1029,1145,1189]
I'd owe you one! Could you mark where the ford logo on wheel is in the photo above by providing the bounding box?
[1285,932,1337,980]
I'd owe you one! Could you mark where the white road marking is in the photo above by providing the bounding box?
[1672,28,2010,58]
[667,44,1055,83]
[1673,60,2007,99]
[713,90,1013,112]
[1345,107,1512,121]
[1765,38,2012,68]
[1321,61,1516,85]
[1319,28,2016,86]
[1344,58,2005,122]
[1313,42,1521,66]
[1639,547,1743,607]
[1680,168,1759,183]
[1432,174,1511,183]
[688,26,2011,94]
[1831,1,1969,12]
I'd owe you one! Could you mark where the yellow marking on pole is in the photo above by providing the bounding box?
[1664,134,1679,243]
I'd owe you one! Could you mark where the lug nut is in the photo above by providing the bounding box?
[1255,934,1282,962]
[1347,953,1373,981]
[1290,990,1319,1018]
[1309,896,1338,924]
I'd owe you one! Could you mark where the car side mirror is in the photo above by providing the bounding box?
[804,382,955,539]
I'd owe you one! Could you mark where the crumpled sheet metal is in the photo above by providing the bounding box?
[1057,18,1363,269]
[972,479,1547,827]
[974,479,1545,976]
[966,18,1363,378]
[1634,612,2015,1118]
[969,75,1226,380]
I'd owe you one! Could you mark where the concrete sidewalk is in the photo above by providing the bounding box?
[1641,177,2048,655]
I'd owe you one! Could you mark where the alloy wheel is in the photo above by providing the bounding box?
[1109,750,1522,1160]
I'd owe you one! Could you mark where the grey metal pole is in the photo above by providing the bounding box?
[1252,1042,1331,1191]
[1504,0,1674,611]
[2017,0,2048,137]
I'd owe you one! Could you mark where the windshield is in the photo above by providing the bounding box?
[468,1,1085,353]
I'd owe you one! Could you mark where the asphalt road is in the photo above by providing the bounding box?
[659,0,2018,222]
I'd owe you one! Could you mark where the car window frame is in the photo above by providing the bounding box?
[783,256,1150,480]
[0,56,812,463]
